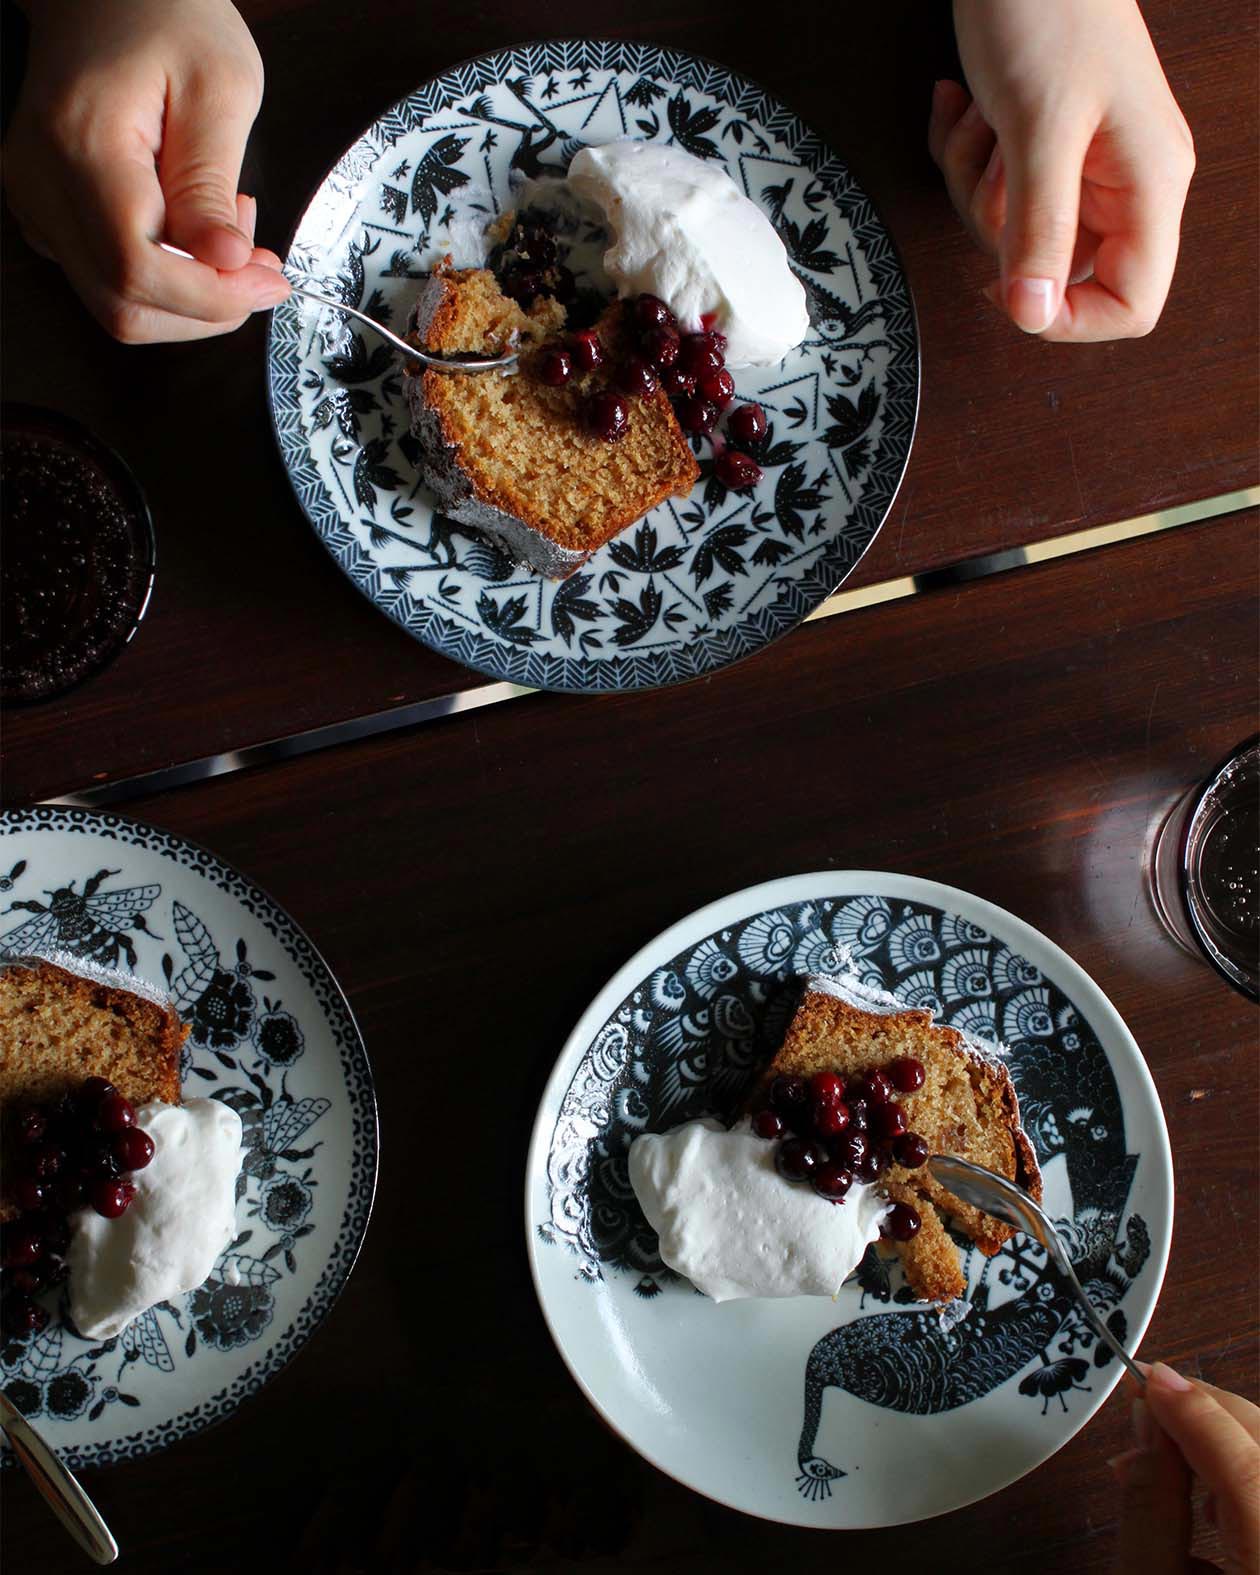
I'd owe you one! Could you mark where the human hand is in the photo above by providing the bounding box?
[1110,1361,1260,1575]
[4,0,290,343]
[928,0,1195,341]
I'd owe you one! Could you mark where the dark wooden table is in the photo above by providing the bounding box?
[3,0,1258,1570]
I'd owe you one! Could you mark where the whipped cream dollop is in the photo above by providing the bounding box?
[68,1099,243,1340]
[628,1117,890,1302]
[568,141,810,367]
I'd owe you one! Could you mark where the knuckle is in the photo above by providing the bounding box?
[1015,200,1078,259]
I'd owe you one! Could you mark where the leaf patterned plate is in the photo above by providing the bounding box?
[526,873,1172,1527]
[0,807,377,1469]
[266,40,918,692]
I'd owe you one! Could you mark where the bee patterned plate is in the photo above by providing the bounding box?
[266,39,918,692]
[0,807,377,1469]
[526,873,1173,1527]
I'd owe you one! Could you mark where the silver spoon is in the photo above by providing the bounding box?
[283,281,518,374]
[0,1391,119,1564]
[927,1154,1146,1388]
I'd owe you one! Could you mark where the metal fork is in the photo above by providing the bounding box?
[928,1153,1146,1387]
[285,281,518,373]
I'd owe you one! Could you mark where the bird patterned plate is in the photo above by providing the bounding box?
[266,39,918,692]
[526,872,1172,1527]
[0,807,377,1469]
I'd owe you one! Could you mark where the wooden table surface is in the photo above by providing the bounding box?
[2,0,1258,806]
[2,1,1259,1570]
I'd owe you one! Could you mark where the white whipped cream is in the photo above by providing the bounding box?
[68,1099,243,1340]
[568,141,810,367]
[628,1117,890,1302]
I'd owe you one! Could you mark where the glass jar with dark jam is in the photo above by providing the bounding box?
[1,405,155,705]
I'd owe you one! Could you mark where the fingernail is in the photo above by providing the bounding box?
[1131,1398,1154,1449]
[1006,276,1058,333]
[1150,1362,1193,1393]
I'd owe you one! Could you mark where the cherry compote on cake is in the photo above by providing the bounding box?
[1,1079,155,1340]
[752,1061,928,1241]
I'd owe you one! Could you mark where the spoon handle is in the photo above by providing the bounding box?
[0,1391,119,1564]
[1041,1234,1147,1389]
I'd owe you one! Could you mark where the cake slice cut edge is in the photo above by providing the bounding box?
[750,974,1043,1303]
[404,264,700,579]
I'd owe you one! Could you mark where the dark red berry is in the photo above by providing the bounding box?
[811,1099,850,1139]
[728,403,768,446]
[53,1175,88,1212]
[91,1179,136,1219]
[617,356,659,398]
[777,1137,823,1182]
[882,1202,922,1242]
[714,450,762,490]
[752,1108,785,1140]
[846,1098,870,1133]
[709,330,729,356]
[569,330,604,373]
[660,367,696,399]
[770,1075,808,1116]
[873,1101,908,1140]
[888,1057,926,1094]
[842,1130,871,1171]
[680,334,723,375]
[698,368,735,409]
[536,346,573,387]
[634,293,677,332]
[113,1127,155,1172]
[551,265,577,304]
[96,1092,136,1134]
[586,391,630,442]
[41,1216,70,1257]
[810,1071,846,1106]
[26,1144,63,1182]
[855,1146,888,1184]
[12,1178,48,1214]
[892,1132,930,1169]
[2,1224,43,1267]
[8,1264,45,1296]
[813,1164,853,1202]
[79,1077,117,1109]
[677,396,718,435]
[862,1070,894,1106]
[502,266,545,304]
[81,1140,121,1181]
[1,1294,48,1338]
[15,1109,46,1147]
[642,326,680,370]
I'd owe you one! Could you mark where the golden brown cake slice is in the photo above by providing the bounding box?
[750,975,1042,1302]
[0,960,186,1218]
[404,265,699,578]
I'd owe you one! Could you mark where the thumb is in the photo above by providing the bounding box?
[158,78,260,271]
[998,121,1090,334]
[1112,1398,1193,1575]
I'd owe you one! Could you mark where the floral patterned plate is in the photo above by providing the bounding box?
[0,807,377,1469]
[266,39,918,692]
[526,873,1172,1527]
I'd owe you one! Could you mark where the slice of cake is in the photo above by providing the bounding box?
[750,974,1042,1302]
[0,959,185,1219]
[404,264,699,579]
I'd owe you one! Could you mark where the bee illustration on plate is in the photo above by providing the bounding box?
[1,868,161,969]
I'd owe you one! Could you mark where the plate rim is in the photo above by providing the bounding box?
[524,869,1174,1528]
[0,805,380,1469]
[265,36,921,695]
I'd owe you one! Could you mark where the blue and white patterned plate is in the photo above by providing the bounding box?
[0,808,377,1469]
[267,40,918,692]
[526,873,1172,1527]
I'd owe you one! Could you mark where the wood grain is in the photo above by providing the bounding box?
[3,511,1256,1573]
[3,0,1257,803]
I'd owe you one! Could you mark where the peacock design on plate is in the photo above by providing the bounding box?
[542,894,1152,1502]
